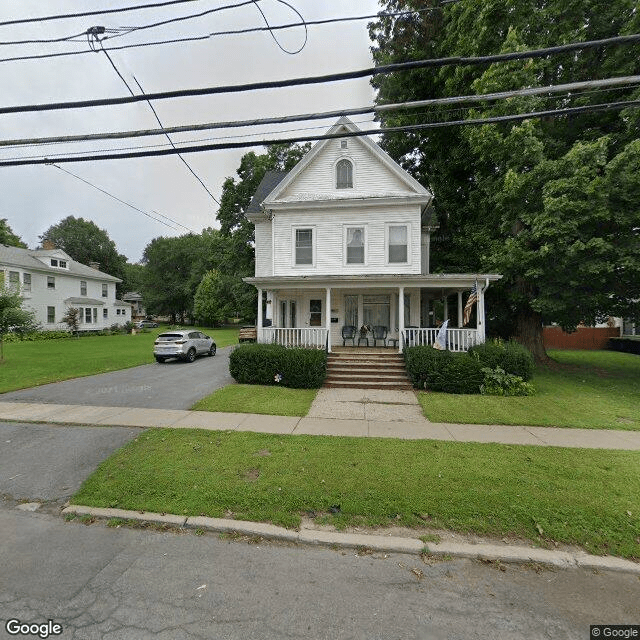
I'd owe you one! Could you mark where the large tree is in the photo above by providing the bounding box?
[0,282,38,360]
[370,0,640,360]
[39,216,128,284]
[0,219,26,248]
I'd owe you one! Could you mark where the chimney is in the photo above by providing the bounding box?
[42,240,56,250]
[89,261,100,271]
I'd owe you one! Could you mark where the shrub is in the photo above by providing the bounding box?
[404,346,484,394]
[468,339,534,381]
[229,344,327,389]
[480,367,536,396]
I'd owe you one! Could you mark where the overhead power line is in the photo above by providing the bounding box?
[51,164,193,232]
[2,99,638,167]
[0,0,205,28]
[1,33,638,116]
[3,74,638,149]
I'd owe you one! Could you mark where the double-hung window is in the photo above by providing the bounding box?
[47,306,55,324]
[295,228,313,266]
[8,271,19,289]
[80,280,87,296]
[47,276,55,289]
[388,225,408,263]
[22,273,31,291]
[102,283,108,297]
[345,227,365,264]
[85,308,92,323]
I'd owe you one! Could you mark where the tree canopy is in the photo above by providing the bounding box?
[39,216,128,284]
[370,0,640,360]
[0,219,26,248]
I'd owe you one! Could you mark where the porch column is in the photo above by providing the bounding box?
[398,285,405,353]
[257,288,263,342]
[272,291,278,326]
[443,295,449,324]
[325,287,332,352]
[457,291,463,327]
[477,284,486,343]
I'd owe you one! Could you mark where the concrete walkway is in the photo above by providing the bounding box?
[0,398,638,450]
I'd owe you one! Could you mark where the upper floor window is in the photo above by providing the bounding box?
[47,276,55,289]
[388,225,408,263]
[336,159,353,189]
[80,280,87,296]
[8,271,19,287]
[22,273,31,292]
[102,283,108,297]
[345,227,365,264]
[295,228,313,265]
[50,258,67,269]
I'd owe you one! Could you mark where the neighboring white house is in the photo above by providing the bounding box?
[244,117,502,352]
[0,244,131,331]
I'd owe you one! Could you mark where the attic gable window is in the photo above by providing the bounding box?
[336,159,353,189]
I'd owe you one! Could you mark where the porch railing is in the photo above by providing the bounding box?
[402,328,479,352]
[260,327,328,349]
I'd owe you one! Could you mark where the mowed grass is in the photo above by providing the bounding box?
[0,326,239,393]
[72,428,640,559]
[418,350,640,430]
[192,384,317,416]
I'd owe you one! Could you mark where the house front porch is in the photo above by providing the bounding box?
[245,273,502,353]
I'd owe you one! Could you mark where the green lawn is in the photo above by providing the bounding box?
[192,384,317,416]
[72,428,640,559]
[418,350,640,430]
[0,326,239,393]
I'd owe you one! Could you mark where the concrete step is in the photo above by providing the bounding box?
[326,374,410,383]
[324,381,413,390]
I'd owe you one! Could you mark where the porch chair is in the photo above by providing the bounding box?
[372,325,388,347]
[341,325,357,346]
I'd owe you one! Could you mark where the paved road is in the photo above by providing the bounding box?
[0,346,234,410]
[0,421,141,502]
[2,505,638,640]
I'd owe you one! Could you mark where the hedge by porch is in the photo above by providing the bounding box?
[229,343,327,389]
[404,340,534,394]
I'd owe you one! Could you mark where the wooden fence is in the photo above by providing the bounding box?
[543,327,620,350]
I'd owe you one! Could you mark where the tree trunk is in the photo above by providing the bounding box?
[514,310,550,364]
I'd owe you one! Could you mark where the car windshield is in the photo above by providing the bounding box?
[156,333,185,342]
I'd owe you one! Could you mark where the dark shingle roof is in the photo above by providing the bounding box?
[245,171,288,214]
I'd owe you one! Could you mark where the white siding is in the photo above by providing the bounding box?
[271,205,422,276]
[254,221,273,276]
[280,138,412,198]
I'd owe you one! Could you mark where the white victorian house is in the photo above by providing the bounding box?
[0,244,131,330]
[244,117,501,352]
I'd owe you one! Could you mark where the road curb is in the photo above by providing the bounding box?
[62,505,640,575]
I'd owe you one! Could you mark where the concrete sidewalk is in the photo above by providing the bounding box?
[0,400,638,450]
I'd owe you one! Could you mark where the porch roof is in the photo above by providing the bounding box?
[244,273,502,291]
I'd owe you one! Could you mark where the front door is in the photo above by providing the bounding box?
[344,294,358,329]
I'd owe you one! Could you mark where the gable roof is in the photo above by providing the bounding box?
[0,244,121,282]
[263,116,432,207]
[245,171,289,214]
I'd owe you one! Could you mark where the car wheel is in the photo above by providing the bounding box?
[186,348,196,363]
[155,356,165,363]
[208,344,217,357]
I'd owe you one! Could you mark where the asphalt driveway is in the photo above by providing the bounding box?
[0,345,235,410]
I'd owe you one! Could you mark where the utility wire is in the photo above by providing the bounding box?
[132,75,221,204]
[250,0,307,55]
[97,40,220,205]
[0,6,442,63]
[51,164,191,232]
[2,33,638,115]
[0,0,205,28]
[3,99,638,167]
[2,74,638,149]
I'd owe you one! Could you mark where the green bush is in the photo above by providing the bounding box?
[468,339,534,381]
[229,344,327,389]
[2,330,72,342]
[480,367,536,396]
[404,346,484,394]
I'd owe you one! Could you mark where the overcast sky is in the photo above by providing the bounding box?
[0,0,381,262]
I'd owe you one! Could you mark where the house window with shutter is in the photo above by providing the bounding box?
[336,159,353,189]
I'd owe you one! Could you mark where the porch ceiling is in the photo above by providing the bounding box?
[244,273,502,290]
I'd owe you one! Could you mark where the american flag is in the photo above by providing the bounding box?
[463,282,478,326]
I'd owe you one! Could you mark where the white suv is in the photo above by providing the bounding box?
[153,330,216,363]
